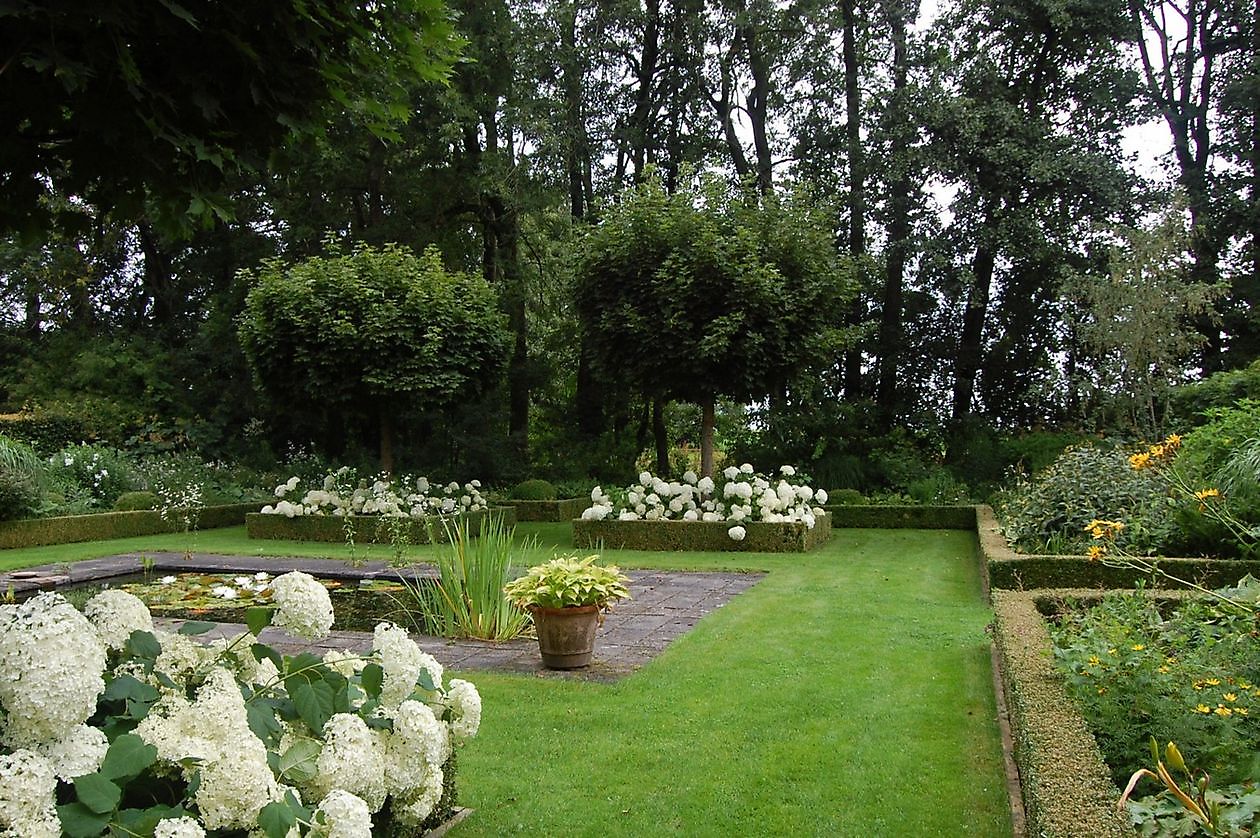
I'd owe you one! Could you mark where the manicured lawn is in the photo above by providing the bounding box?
[0,523,1012,836]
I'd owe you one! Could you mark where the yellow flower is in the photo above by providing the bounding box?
[1087,545,1106,560]
[1158,665,1170,674]
[1215,706,1233,717]
[1164,433,1182,449]
[1206,678,1221,687]
[1088,655,1102,666]
[1236,707,1249,716]
[1131,644,1145,651]
[1195,488,1221,501]
[1129,452,1152,470]
[1223,693,1238,702]
[1194,704,1212,714]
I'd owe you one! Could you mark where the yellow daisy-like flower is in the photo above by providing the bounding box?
[1131,644,1145,651]
[1087,655,1101,666]
[1086,545,1106,560]
[1223,693,1238,702]
[1215,706,1233,717]
[1129,452,1152,470]
[1238,680,1253,690]
[1158,665,1170,674]
[1164,433,1182,449]
[1206,678,1221,687]
[1195,488,1221,501]
[1236,707,1249,716]
[1194,704,1212,714]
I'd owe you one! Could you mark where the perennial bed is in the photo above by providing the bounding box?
[573,512,831,552]
[246,509,490,544]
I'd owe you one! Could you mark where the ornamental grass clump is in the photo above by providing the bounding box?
[580,464,828,540]
[259,468,488,519]
[0,572,481,836]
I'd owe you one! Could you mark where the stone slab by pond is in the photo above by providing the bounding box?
[0,552,763,683]
[573,512,831,552]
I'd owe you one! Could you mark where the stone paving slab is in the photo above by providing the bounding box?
[1,552,764,683]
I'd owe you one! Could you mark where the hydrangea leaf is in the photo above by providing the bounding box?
[259,800,298,838]
[176,620,217,635]
[246,606,274,636]
[56,801,112,838]
[71,773,121,814]
[291,678,336,733]
[360,662,384,698]
[125,629,162,661]
[99,733,158,783]
[277,739,322,783]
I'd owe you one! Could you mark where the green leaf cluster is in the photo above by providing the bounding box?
[503,554,631,610]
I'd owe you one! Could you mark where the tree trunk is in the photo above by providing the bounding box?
[876,0,912,414]
[699,398,716,478]
[740,19,774,194]
[951,244,996,421]
[653,397,670,476]
[379,411,395,475]
[841,0,866,399]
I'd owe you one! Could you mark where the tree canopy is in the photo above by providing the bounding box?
[0,0,463,235]
[574,173,855,474]
[237,243,510,472]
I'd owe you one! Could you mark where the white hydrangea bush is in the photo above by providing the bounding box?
[583,464,829,540]
[0,573,481,836]
[260,468,488,519]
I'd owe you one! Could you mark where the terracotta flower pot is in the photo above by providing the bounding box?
[530,604,601,669]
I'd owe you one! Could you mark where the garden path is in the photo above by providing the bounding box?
[0,552,763,682]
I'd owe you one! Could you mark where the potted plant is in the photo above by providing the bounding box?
[503,554,631,669]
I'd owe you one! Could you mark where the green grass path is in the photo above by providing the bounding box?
[1,523,1012,836]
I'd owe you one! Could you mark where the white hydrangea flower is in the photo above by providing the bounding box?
[780,464,796,476]
[83,588,154,650]
[155,816,206,838]
[682,510,698,521]
[701,512,723,523]
[196,750,281,831]
[314,789,372,838]
[740,463,754,474]
[0,749,61,838]
[589,486,603,502]
[638,471,652,487]
[696,476,715,494]
[727,525,747,542]
[682,470,698,484]
[722,466,739,480]
[35,724,107,781]
[0,592,106,748]
[323,649,363,679]
[392,764,445,829]
[618,511,640,521]
[271,571,335,641]
[373,623,443,708]
[307,714,386,813]
[445,679,481,743]
[816,489,829,505]
[382,700,447,794]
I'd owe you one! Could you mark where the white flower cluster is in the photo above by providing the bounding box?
[0,593,106,748]
[583,465,829,541]
[270,571,335,641]
[261,470,488,519]
[0,582,482,835]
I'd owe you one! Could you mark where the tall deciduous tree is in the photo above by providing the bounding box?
[237,243,510,472]
[573,174,855,476]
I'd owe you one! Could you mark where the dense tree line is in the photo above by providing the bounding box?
[0,0,1256,486]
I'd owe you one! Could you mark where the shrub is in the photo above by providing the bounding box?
[828,488,866,506]
[49,442,136,508]
[1169,360,1260,426]
[0,465,42,521]
[996,444,1174,555]
[113,490,159,511]
[509,479,557,501]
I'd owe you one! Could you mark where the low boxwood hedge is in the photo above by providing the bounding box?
[978,504,1260,590]
[246,510,489,544]
[572,513,831,552]
[823,504,976,529]
[502,498,586,522]
[990,590,1132,837]
[0,503,257,550]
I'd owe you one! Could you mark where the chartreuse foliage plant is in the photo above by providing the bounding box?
[502,554,631,610]
[0,571,481,836]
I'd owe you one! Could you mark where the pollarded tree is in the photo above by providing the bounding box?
[573,173,856,477]
[237,242,510,472]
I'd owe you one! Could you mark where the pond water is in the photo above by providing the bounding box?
[61,571,440,634]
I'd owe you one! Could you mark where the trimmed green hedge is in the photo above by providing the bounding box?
[990,590,1132,837]
[573,513,831,552]
[502,498,586,522]
[978,504,1260,590]
[246,510,489,544]
[0,503,257,550]
[823,504,976,529]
